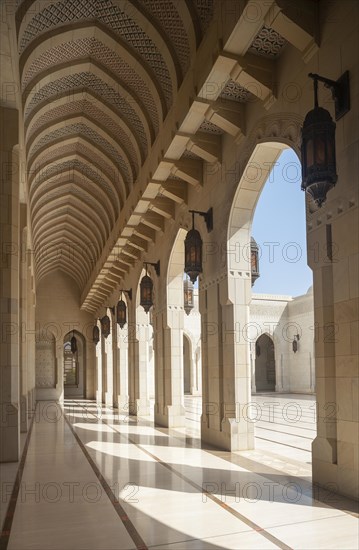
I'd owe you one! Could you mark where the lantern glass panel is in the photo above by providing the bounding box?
[100,315,111,338]
[140,274,153,313]
[117,299,127,328]
[93,325,100,345]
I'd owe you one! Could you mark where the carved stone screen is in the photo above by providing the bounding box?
[35,335,56,388]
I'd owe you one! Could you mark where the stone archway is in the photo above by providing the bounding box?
[254,334,276,392]
[63,330,85,398]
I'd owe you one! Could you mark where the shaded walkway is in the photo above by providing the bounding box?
[2,400,358,550]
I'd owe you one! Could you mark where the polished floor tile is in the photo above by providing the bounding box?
[3,396,358,550]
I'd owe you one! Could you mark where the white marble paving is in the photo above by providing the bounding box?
[4,397,359,550]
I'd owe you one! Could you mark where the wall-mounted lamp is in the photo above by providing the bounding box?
[140,262,160,313]
[70,331,77,354]
[93,324,100,345]
[301,71,350,208]
[100,315,111,339]
[184,208,213,284]
[251,237,260,287]
[116,289,132,329]
[292,334,300,353]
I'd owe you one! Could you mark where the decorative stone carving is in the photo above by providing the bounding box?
[220,80,254,103]
[35,337,56,388]
[25,72,148,155]
[249,25,286,58]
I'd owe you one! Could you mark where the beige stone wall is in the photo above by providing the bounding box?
[35,271,96,401]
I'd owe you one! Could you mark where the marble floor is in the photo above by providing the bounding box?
[1,395,358,550]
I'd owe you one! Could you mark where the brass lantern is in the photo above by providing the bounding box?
[250,237,260,287]
[100,315,111,339]
[93,325,100,345]
[292,334,300,353]
[183,277,194,315]
[301,72,350,207]
[140,265,154,313]
[117,294,127,329]
[140,262,159,313]
[185,212,203,284]
[70,332,77,354]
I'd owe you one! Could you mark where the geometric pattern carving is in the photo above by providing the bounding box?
[30,143,124,194]
[24,72,148,155]
[19,0,173,106]
[30,125,132,186]
[138,0,190,75]
[32,159,119,208]
[22,37,160,131]
[248,25,286,58]
[193,0,215,33]
[198,119,223,134]
[27,99,139,176]
[35,337,56,389]
[220,79,255,103]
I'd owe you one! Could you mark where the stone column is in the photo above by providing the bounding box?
[56,341,64,402]
[116,320,129,413]
[309,223,338,487]
[128,302,150,416]
[0,107,20,462]
[104,311,114,406]
[101,332,107,404]
[26,263,36,415]
[200,274,254,451]
[153,307,186,427]
[95,327,102,405]
[19,219,28,432]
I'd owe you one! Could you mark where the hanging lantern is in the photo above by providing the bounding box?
[183,277,194,315]
[140,266,153,313]
[100,315,111,338]
[250,237,260,287]
[185,212,203,284]
[70,332,77,354]
[292,334,300,353]
[300,72,351,208]
[117,295,127,329]
[93,325,100,345]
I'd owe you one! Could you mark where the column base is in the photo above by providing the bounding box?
[155,404,186,428]
[0,403,20,462]
[201,416,254,451]
[129,398,151,417]
[116,394,129,414]
[104,392,113,407]
[312,436,359,500]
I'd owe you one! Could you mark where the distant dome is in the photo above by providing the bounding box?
[306,285,313,294]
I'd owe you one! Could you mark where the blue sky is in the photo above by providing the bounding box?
[251,148,313,297]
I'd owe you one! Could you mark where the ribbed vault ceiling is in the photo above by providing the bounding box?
[17,0,214,288]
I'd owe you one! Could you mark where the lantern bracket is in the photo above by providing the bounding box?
[119,288,132,301]
[308,71,350,121]
[145,261,160,276]
[189,207,213,232]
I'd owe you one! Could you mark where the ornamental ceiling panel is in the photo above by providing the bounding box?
[16,0,217,290]
[219,80,255,103]
[137,0,190,74]
[29,123,132,185]
[27,99,139,177]
[21,37,160,130]
[24,72,148,154]
[248,25,286,58]
[19,0,173,106]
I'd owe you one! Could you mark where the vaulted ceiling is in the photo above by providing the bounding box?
[17,0,216,288]
[14,0,317,313]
